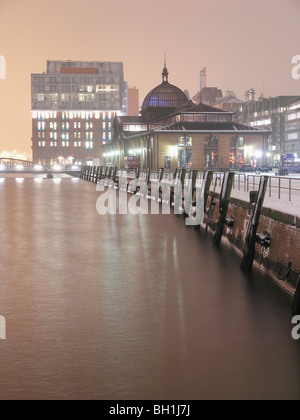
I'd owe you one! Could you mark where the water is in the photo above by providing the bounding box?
[0,176,299,400]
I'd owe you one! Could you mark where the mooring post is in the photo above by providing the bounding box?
[240,175,269,272]
[155,168,165,202]
[143,168,151,197]
[292,276,300,317]
[203,171,214,213]
[213,172,235,246]
[183,170,198,218]
[174,168,186,214]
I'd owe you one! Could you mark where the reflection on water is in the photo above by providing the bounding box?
[0,177,299,400]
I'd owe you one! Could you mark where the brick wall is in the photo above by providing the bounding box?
[205,194,300,291]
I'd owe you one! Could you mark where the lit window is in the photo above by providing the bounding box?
[108,113,112,120]
[81,112,86,119]
[108,132,112,140]
[78,142,82,147]
[62,141,66,147]
[54,133,57,140]
[50,142,54,147]
[103,122,106,130]
[42,141,46,147]
[42,122,45,130]
[38,141,42,147]
[103,133,106,140]
[90,132,93,140]
[90,122,93,129]
[66,122,69,130]
[69,112,74,119]
[38,132,41,139]
[62,133,66,140]
[66,141,69,147]
[74,142,77,148]
[86,132,89,140]
[62,123,65,130]
[74,122,77,129]
[45,112,49,119]
[38,122,41,130]
[74,132,77,139]
[66,133,69,140]
[103,113,106,121]
[78,122,81,129]
[95,112,100,119]
[50,122,53,129]
[78,132,81,139]
[108,122,112,130]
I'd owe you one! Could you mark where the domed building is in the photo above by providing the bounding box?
[141,64,189,122]
[106,62,270,172]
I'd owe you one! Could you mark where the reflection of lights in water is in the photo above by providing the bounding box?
[15,178,24,183]
[0,178,5,183]
[0,165,5,171]
[34,178,43,183]
[34,165,43,171]
[53,178,61,184]
[16,165,24,171]
[71,178,79,182]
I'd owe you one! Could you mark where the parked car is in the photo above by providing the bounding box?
[256,165,272,173]
[239,164,254,173]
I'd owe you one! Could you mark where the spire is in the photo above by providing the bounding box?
[162,52,169,83]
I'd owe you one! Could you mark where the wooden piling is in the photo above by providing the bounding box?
[240,176,269,272]
[213,172,235,247]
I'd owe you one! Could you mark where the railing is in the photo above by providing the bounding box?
[80,166,300,203]
[211,172,300,202]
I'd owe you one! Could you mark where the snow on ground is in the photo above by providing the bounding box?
[213,173,300,218]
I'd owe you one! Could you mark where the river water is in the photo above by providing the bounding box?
[0,175,299,400]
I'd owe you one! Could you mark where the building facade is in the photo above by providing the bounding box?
[103,65,269,172]
[31,60,128,166]
[235,93,300,164]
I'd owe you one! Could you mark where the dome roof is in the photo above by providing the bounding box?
[141,64,189,122]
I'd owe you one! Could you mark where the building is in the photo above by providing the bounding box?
[31,60,128,166]
[235,92,300,163]
[214,91,245,113]
[128,87,139,116]
[103,63,269,172]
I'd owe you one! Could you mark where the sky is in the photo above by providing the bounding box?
[0,0,300,156]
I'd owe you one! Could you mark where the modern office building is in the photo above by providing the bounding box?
[104,64,269,172]
[31,60,128,166]
[235,92,300,163]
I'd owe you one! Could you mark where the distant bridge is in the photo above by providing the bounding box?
[0,158,80,174]
[0,158,51,171]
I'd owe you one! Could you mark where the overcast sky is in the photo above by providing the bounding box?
[0,0,300,155]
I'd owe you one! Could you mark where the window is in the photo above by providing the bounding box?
[85,141,93,149]
[74,132,77,139]
[204,136,219,169]
[103,122,106,130]
[74,122,77,129]
[38,132,41,139]
[178,136,192,147]
[78,122,81,129]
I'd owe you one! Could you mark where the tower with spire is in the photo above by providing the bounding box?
[162,53,169,83]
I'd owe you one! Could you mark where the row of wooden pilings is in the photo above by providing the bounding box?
[79,165,300,315]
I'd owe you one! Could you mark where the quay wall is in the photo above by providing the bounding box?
[206,194,300,293]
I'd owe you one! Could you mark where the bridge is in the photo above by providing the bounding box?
[0,158,80,175]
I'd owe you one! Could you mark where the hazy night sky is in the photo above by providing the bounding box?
[0,0,299,156]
